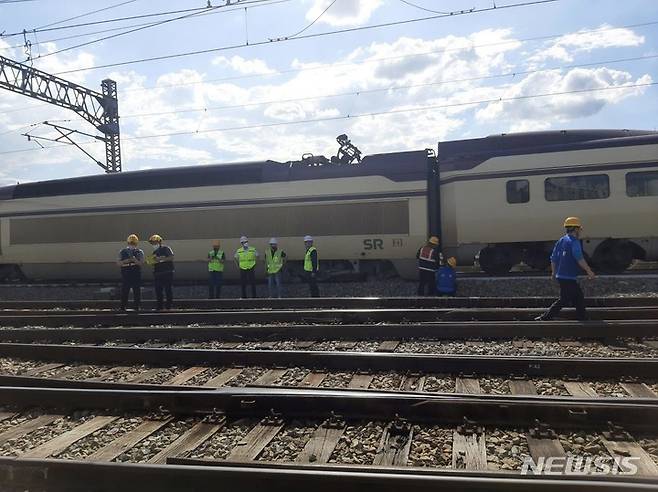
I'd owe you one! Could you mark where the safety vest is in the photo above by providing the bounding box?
[208,249,224,272]
[236,246,257,270]
[265,248,284,274]
[418,245,438,271]
[304,246,318,272]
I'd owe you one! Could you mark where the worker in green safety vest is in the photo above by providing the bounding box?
[265,237,287,298]
[303,235,320,297]
[234,235,259,298]
[207,240,225,299]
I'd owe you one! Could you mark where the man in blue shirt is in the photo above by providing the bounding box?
[536,217,596,321]
[436,257,457,296]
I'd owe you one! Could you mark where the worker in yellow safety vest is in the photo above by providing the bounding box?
[207,240,225,299]
[303,235,320,297]
[234,235,259,298]
[265,238,286,298]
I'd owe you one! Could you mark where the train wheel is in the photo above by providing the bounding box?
[523,247,551,271]
[478,246,518,275]
[591,239,634,274]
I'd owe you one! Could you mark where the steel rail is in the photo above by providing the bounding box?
[0,306,656,327]
[0,319,654,343]
[0,296,655,310]
[1,343,656,378]
[1,457,655,492]
[1,386,657,431]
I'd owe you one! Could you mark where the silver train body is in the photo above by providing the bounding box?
[0,129,656,280]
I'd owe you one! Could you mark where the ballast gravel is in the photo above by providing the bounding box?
[329,420,384,464]
[258,419,315,461]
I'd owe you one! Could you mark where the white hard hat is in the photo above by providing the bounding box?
[269,237,278,245]
[239,235,248,243]
[303,235,313,242]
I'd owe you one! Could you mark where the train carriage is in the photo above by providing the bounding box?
[0,129,656,280]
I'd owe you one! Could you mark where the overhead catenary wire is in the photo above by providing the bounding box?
[1,81,654,157]
[54,0,561,75]
[35,0,139,30]
[0,19,654,118]
[0,0,290,52]
[286,0,337,39]
[35,0,280,60]
[398,0,450,15]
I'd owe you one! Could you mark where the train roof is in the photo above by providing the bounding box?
[439,129,658,172]
[2,129,657,200]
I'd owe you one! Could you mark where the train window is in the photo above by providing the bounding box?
[544,175,609,201]
[626,171,658,197]
[506,179,529,203]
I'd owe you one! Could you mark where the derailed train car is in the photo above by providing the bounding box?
[0,129,656,280]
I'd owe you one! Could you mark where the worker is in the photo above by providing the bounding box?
[436,256,458,296]
[117,234,144,311]
[148,234,175,310]
[416,236,440,296]
[265,237,286,298]
[234,235,258,298]
[207,240,225,299]
[303,235,320,297]
[535,217,596,321]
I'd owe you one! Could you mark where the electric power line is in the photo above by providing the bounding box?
[36,0,138,30]
[54,0,561,75]
[398,0,449,15]
[286,0,337,39]
[1,81,654,157]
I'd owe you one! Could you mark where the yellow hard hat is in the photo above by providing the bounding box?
[563,217,582,228]
[429,236,439,245]
[212,240,220,247]
[126,234,139,245]
[149,234,163,243]
[447,257,457,267]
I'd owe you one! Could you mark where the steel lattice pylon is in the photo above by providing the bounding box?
[0,55,122,173]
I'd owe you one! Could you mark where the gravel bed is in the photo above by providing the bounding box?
[408,425,452,467]
[590,381,629,398]
[0,358,44,375]
[353,341,381,352]
[61,364,113,381]
[57,415,143,459]
[0,411,32,435]
[106,365,152,382]
[0,413,92,456]
[273,367,311,386]
[183,367,222,386]
[486,429,529,471]
[226,366,267,386]
[396,339,658,358]
[138,367,179,384]
[258,420,315,461]
[423,374,455,393]
[558,431,611,472]
[479,377,510,395]
[116,417,197,463]
[328,420,384,464]
[369,372,404,390]
[190,418,256,459]
[533,379,569,396]
[318,372,353,388]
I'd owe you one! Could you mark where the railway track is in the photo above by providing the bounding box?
[0,296,656,310]
[1,385,657,491]
[0,306,657,328]
[0,295,656,490]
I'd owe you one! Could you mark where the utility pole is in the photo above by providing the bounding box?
[0,55,122,173]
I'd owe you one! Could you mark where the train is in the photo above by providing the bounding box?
[0,129,656,281]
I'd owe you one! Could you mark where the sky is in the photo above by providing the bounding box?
[0,0,656,184]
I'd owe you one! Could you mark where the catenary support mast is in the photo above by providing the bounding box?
[0,55,121,173]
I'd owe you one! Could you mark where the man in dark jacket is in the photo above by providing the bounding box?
[148,234,175,310]
[117,234,144,311]
[416,236,440,296]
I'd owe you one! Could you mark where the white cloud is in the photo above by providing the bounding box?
[530,24,645,63]
[476,68,653,129]
[212,55,274,75]
[305,0,382,27]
